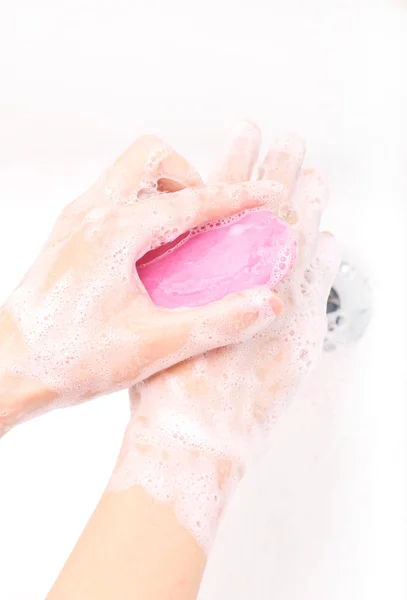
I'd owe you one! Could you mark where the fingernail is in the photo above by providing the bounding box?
[231,120,261,142]
[270,294,284,316]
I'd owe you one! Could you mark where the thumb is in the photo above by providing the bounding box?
[166,287,283,360]
[101,134,203,204]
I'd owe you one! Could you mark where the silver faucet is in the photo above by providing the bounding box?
[324,261,371,351]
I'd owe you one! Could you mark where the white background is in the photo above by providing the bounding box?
[0,0,406,598]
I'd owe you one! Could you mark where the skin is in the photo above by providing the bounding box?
[46,124,339,600]
[0,134,285,435]
[47,486,206,600]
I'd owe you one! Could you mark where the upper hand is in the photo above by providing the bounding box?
[0,134,286,430]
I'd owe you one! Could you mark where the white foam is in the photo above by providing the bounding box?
[108,134,341,553]
[0,140,285,430]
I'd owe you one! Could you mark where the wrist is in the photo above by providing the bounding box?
[108,413,244,553]
[0,307,55,434]
[0,374,57,435]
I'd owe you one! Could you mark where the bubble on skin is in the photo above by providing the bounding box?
[257,134,305,184]
[0,132,338,548]
[109,265,331,553]
[108,163,339,553]
[0,169,288,427]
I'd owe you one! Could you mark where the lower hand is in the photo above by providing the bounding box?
[110,123,340,552]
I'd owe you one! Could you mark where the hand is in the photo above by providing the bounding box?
[109,123,340,552]
[0,134,287,433]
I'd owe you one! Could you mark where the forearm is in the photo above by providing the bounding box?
[46,405,240,600]
[47,485,207,600]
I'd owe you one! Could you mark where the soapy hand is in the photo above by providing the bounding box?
[110,123,340,552]
[0,135,287,432]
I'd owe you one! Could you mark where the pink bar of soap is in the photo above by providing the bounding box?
[137,211,296,308]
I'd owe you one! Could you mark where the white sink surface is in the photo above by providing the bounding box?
[0,1,406,598]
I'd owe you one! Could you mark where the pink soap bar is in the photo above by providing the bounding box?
[137,211,296,308]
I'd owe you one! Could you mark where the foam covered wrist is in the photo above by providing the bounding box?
[0,372,53,435]
[0,308,57,432]
[109,409,245,553]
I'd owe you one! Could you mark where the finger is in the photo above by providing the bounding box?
[99,135,203,204]
[136,180,288,253]
[259,133,305,189]
[207,121,262,185]
[164,287,283,363]
[313,232,341,303]
[258,133,305,224]
[117,137,203,265]
[294,168,329,267]
[297,232,341,311]
[290,171,329,306]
